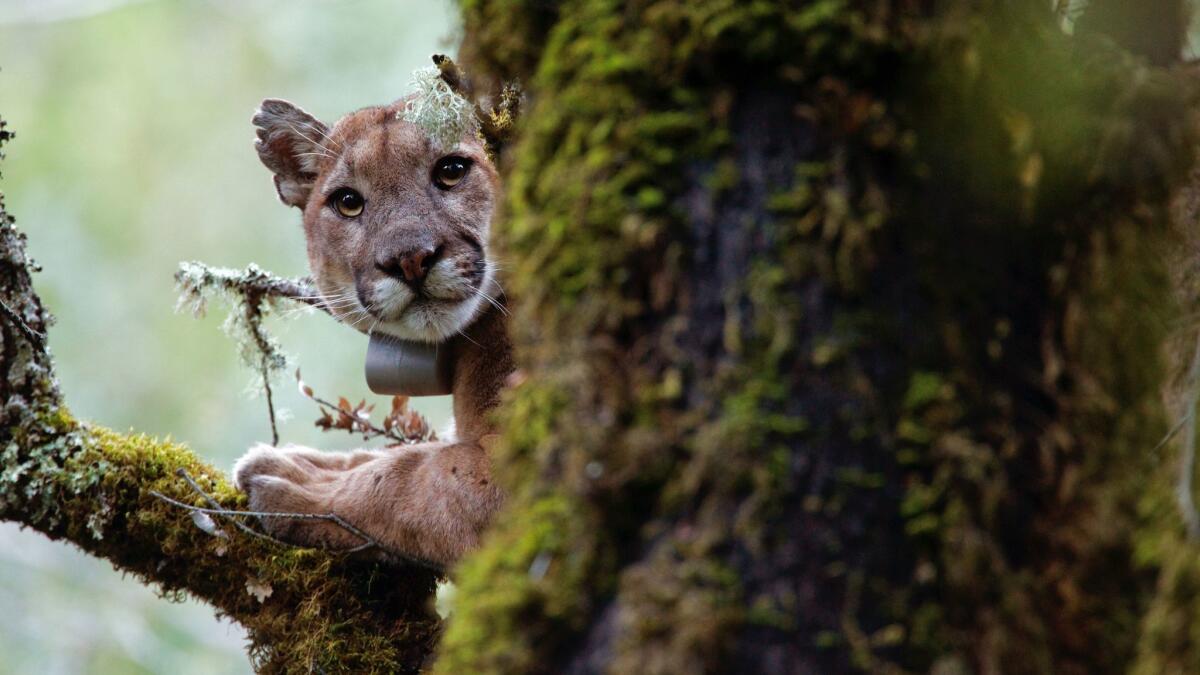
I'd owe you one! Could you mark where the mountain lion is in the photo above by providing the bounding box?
[232,96,513,567]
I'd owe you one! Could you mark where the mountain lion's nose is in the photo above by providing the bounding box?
[378,245,443,286]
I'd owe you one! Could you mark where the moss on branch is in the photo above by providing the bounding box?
[0,119,439,673]
[6,411,439,672]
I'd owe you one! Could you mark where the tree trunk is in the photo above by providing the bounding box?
[437,1,1200,673]
[4,1,1200,673]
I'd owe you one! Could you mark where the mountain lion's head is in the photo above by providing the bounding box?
[253,97,498,343]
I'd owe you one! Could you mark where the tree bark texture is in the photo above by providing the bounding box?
[4,1,1200,674]
[438,1,1200,673]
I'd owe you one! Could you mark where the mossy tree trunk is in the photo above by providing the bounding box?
[438,1,1200,673]
[5,1,1200,674]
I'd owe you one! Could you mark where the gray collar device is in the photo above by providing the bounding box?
[364,333,453,396]
[362,277,500,397]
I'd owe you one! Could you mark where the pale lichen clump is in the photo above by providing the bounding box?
[400,65,481,149]
[174,261,323,443]
[175,261,292,376]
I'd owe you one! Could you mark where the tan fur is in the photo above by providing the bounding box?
[233,97,513,567]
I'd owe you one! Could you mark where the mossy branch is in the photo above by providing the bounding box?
[0,124,439,673]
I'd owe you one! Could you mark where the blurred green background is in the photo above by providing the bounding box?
[0,1,455,672]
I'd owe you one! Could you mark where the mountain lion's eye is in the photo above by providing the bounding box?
[433,156,471,190]
[330,188,364,217]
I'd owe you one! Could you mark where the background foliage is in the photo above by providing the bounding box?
[0,1,453,671]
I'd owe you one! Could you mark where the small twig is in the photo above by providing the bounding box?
[0,296,46,353]
[298,370,434,445]
[173,468,292,547]
[262,362,280,446]
[175,262,334,317]
[176,262,336,446]
[310,393,417,445]
[431,54,521,156]
[150,470,443,572]
[243,299,281,446]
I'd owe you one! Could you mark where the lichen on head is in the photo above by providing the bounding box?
[400,65,480,149]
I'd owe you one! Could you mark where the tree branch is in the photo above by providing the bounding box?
[175,261,332,446]
[0,120,439,673]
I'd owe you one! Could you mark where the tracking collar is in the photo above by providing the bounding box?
[362,276,501,397]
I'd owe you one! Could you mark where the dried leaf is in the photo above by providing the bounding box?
[403,411,427,437]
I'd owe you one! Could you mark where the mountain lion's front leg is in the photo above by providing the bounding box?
[233,442,503,566]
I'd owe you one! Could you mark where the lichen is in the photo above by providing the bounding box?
[174,261,321,444]
[175,261,293,377]
[399,65,481,150]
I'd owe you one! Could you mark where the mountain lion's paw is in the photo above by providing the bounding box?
[231,445,356,548]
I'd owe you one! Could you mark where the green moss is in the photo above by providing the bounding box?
[443,0,1200,672]
[4,411,440,674]
[436,493,594,673]
[446,0,899,670]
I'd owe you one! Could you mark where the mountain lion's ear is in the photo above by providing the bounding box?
[252,99,331,208]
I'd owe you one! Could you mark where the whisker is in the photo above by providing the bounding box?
[317,298,362,309]
[296,290,360,304]
[290,288,357,300]
[475,287,509,317]
[322,291,360,299]
[290,290,348,297]
[312,303,360,312]
[280,305,318,320]
[343,305,377,331]
[456,328,482,349]
[484,269,509,298]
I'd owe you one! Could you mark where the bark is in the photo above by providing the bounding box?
[4,1,1200,674]
[438,1,1200,673]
